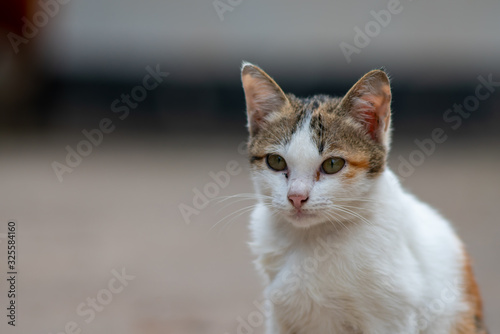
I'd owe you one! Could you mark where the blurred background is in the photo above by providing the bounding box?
[0,0,499,333]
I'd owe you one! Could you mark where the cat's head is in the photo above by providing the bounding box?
[241,62,392,228]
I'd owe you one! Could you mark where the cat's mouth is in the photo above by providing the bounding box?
[290,209,309,218]
[286,209,318,224]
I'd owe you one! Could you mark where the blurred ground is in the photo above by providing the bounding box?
[0,133,498,334]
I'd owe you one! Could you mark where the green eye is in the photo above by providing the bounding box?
[321,157,345,174]
[266,154,287,171]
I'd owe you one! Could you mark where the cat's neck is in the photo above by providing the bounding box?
[372,167,405,199]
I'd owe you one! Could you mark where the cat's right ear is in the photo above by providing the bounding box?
[338,69,392,148]
[241,62,289,136]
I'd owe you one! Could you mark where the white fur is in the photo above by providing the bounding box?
[248,120,468,334]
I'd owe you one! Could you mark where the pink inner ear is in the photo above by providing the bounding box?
[243,73,286,115]
[353,88,391,141]
[365,109,378,141]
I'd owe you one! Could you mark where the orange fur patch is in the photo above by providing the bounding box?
[343,158,370,180]
[450,248,487,334]
[348,159,370,169]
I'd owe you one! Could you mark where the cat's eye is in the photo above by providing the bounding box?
[266,154,287,171]
[321,157,345,174]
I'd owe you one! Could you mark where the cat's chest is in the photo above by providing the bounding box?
[262,244,364,300]
[257,240,408,333]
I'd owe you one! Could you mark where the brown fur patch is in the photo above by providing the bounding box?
[248,93,387,179]
[450,249,488,334]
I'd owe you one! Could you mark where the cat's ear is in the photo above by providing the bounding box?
[339,69,392,146]
[241,62,289,136]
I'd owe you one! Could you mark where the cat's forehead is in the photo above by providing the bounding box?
[248,94,342,155]
[283,113,321,173]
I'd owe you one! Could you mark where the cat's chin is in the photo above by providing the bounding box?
[284,210,323,228]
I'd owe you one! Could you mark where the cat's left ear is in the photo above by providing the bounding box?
[339,69,392,147]
[241,62,290,136]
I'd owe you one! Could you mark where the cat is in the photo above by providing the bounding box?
[240,62,487,334]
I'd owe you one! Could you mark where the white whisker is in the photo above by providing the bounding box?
[210,204,260,232]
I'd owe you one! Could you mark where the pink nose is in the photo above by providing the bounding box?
[288,193,309,209]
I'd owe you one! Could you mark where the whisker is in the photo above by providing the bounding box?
[330,205,373,226]
[218,206,258,234]
[219,200,276,233]
[322,211,351,234]
[333,197,379,203]
[215,197,260,213]
[210,204,260,232]
[212,193,272,204]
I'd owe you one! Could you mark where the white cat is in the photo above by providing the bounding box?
[240,62,486,334]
